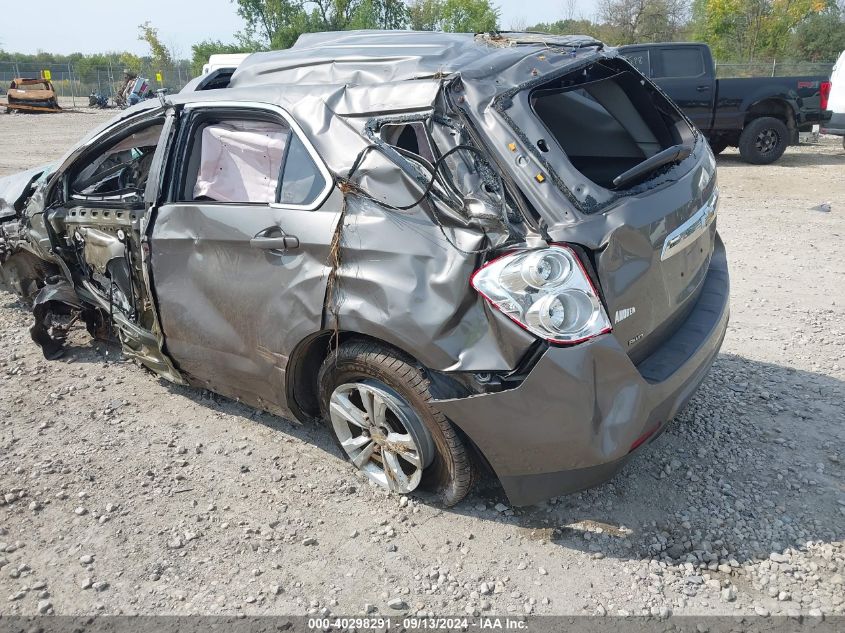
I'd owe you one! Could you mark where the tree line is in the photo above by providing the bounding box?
[0,23,189,87]
[199,0,845,70]
[2,0,843,82]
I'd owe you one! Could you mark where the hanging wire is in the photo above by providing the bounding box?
[339,142,509,256]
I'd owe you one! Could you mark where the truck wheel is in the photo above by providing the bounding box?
[707,138,728,155]
[318,340,475,506]
[738,117,788,164]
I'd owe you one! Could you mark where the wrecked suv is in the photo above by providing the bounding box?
[0,32,728,507]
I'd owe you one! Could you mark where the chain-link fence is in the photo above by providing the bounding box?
[0,60,193,106]
[714,61,835,78]
[1,58,837,108]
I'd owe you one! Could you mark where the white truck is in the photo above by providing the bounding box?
[821,50,845,149]
[201,53,251,76]
[181,53,252,93]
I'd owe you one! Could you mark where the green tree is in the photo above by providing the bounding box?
[119,52,143,74]
[527,18,612,41]
[692,0,829,61]
[788,4,845,60]
[235,0,407,49]
[407,0,499,31]
[597,0,690,44]
[190,40,250,76]
[408,0,440,29]
[348,0,409,29]
[138,21,173,70]
[764,0,835,58]
[440,0,499,31]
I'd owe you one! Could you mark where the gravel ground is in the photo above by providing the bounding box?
[0,109,843,619]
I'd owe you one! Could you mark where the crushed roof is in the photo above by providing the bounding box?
[229,30,604,89]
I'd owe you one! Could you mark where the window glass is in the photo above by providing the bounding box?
[279,133,326,206]
[71,123,163,199]
[191,120,289,203]
[655,48,705,78]
[622,50,650,76]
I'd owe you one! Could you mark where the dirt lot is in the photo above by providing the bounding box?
[0,108,843,620]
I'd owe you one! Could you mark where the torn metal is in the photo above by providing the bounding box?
[0,31,729,506]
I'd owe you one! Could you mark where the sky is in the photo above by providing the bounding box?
[1,0,602,56]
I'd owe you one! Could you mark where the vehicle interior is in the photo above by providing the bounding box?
[530,58,694,188]
[185,119,288,203]
[176,112,325,206]
[70,124,163,200]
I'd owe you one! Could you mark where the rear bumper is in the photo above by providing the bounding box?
[435,234,730,506]
[821,112,845,136]
[800,106,832,128]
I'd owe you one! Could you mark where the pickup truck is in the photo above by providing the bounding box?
[617,42,831,164]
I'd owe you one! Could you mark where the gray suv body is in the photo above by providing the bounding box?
[0,31,729,506]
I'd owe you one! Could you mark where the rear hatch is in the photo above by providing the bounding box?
[593,161,717,363]
[492,53,718,363]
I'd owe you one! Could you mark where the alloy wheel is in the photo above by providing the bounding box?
[329,381,433,493]
[755,128,779,154]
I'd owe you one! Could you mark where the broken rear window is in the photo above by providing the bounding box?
[529,60,692,189]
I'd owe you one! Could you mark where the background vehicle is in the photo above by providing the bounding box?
[201,53,250,76]
[820,50,845,149]
[114,72,154,109]
[3,77,61,113]
[618,42,831,164]
[181,53,252,93]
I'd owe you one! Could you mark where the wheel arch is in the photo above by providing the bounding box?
[286,330,437,422]
[284,329,497,478]
[744,98,798,141]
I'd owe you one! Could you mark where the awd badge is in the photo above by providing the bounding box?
[615,306,636,324]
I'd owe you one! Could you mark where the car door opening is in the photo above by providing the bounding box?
[70,124,163,201]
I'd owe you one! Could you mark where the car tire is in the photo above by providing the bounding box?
[738,117,788,164]
[707,138,728,155]
[318,340,475,506]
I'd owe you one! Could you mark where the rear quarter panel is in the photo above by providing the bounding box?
[712,76,828,132]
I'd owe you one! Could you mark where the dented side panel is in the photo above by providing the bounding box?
[435,238,730,506]
[150,192,344,412]
[333,197,535,372]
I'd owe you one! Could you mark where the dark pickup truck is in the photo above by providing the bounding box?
[618,42,831,164]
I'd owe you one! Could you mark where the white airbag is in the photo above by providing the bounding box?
[193,121,288,203]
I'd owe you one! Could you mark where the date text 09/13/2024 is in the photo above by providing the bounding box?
[307,617,529,629]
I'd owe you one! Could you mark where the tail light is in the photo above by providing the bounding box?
[471,245,612,345]
[821,81,831,111]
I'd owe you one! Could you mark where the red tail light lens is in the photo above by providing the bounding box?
[821,81,831,111]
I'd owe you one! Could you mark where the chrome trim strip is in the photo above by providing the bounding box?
[661,189,718,261]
